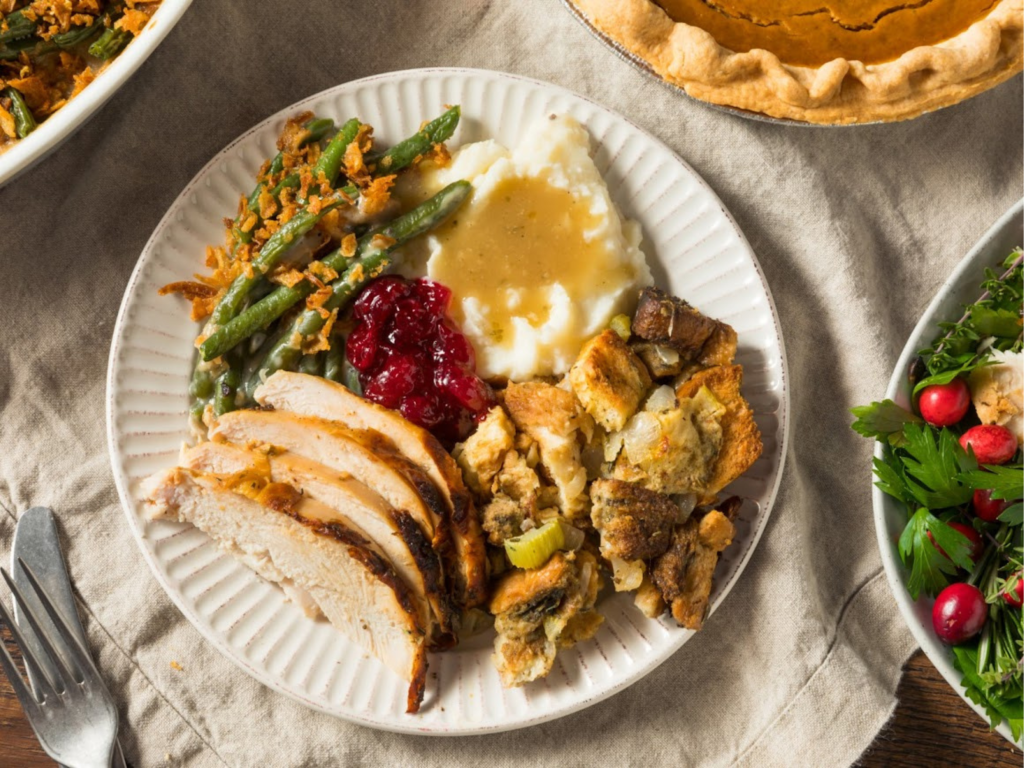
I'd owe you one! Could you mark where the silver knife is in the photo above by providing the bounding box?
[12,507,127,768]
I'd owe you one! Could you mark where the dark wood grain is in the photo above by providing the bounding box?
[1,626,54,767]
[0,641,1019,766]
[858,652,1022,768]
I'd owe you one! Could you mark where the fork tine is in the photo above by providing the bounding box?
[0,568,79,687]
[0,625,41,718]
[0,596,59,701]
[13,560,101,685]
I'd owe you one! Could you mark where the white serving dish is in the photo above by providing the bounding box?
[0,0,193,188]
[106,67,789,734]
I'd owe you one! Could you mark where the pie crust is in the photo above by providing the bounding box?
[568,0,1023,124]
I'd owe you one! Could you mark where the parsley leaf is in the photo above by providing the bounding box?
[999,503,1023,526]
[962,464,1024,502]
[898,508,973,599]
[899,423,977,509]
[851,400,922,446]
[872,454,911,503]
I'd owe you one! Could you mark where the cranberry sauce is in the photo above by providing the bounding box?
[346,276,495,442]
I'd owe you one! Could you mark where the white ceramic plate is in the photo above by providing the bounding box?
[873,199,1023,746]
[0,0,192,188]
[106,68,789,734]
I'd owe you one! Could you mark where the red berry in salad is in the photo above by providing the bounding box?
[932,582,987,644]
[917,379,970,427]
[959,424,1018,465]
[971,488,1011,523]
[927,522,984,564]
[1003,573,1023,609]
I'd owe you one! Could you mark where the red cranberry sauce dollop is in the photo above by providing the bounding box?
[347,276,495,442]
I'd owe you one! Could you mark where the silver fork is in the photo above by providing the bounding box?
[0,558,118,768]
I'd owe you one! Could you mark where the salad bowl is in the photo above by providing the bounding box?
[873,199,1023,745]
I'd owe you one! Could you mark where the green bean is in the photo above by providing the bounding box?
[324,338,345,383]
[212,355,243,417]
[203,179,470,362]
[188,117,335,413]
[343,360,363,396]
[246,180,471,386]
[236,117,335,245]
[53,19,104,49]
[190,398,208,422]
[88,26,130,60]
[305,118,361,198]
[254,105,460,222]
[368,106,460,174]
[199,271,326,362]
[3,87,35,138]
[0,11,35,45]
[211,123,363,327]
[298,352,325,377]
[211,195,348,327]
[0,36,56,60]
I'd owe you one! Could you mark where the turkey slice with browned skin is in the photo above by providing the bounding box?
[255,371,488,610]
[141,467,428,713]
[179,441,454,644]
[210,410,464,620]
[211,410,443,536]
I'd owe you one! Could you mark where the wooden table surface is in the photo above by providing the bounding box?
[0,639,1020,768]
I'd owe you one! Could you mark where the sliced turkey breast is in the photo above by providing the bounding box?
[211,410,443,537]
[180,441,454,644]
[142,466,428,713]
[255,371,488,609]
[210,410,463,616]
[181,442,456,647]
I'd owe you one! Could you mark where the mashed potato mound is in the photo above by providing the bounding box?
[396,115,652,381]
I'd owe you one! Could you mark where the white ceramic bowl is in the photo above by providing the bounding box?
[0,0,193,188]
[873,199,1023,745]
[106,68,789,734]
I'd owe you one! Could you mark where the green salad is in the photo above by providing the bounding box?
[852,249,1023,740]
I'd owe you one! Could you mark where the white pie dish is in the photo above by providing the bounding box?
[0,0,193,188]
[872,198,1023,746]
[105,67,790,734]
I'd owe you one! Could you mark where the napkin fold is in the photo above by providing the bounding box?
[0,2,1020,765]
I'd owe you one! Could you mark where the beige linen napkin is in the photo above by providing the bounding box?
[0,3,1021,765]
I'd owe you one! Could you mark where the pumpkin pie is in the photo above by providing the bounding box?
[567,0,1023,123]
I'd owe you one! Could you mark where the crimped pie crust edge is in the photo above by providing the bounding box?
[569,0,1024,124]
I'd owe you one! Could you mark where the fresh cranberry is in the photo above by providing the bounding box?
[414,278,452,315]
[917,379,970,427]
[959,424,1018,465]
[972,489,1011,522]
[1003,573,1023,608]
[932,583,987,644]
[927,522,984,564]
[346,323,379,372]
